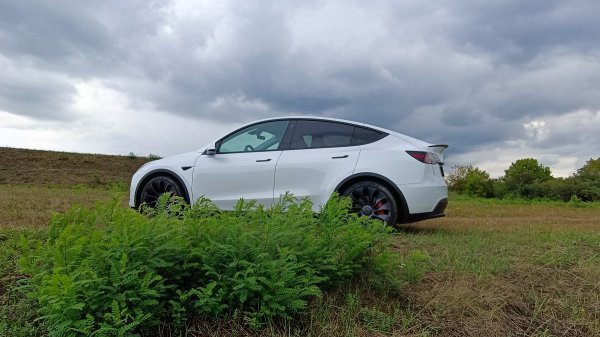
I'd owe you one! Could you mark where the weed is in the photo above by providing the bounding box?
[361,306,395,333]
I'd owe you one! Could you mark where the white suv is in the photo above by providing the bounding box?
[130,117,448,227]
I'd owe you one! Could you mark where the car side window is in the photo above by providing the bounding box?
[351,126,387,146]
[218,120,290,153]
[290,120,354,150]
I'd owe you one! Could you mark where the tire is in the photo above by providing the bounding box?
[341,181,399,227]
[139,175,185,208]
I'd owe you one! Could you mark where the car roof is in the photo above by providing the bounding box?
[249,116,431,148]
[249,115,388,131]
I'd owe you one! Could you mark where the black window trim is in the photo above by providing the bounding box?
[204,118,389,155]
[282,118,389,151]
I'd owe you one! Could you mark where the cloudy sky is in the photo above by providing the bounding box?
[1,0,599,177]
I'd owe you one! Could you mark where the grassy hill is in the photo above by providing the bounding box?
[0,147,151,228]
[0,147,150,186]
[1,147,599,336]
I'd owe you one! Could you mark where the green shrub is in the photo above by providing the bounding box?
[572,158,600,202]
[502,158,553,198]
[446,165,494,198]
[445,164,472,193]
[18,194,396,336]
[463,167,494,198]
[534,178,574,201]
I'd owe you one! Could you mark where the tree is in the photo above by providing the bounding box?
[502,158,553,198]
[573,158,600,201]
[446,165,494,197]
[463,167,494,198]
[445,165,472,193]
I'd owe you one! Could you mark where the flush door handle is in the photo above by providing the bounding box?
[256,158,272,162]
[332,155,349,159]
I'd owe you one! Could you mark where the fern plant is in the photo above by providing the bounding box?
[18,193,397,336]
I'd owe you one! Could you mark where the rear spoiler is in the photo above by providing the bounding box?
[428,144,448,161]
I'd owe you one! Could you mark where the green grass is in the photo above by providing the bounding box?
[0,229,47,336]
[450,192,600,208]
[0,184,128,229]
[0,161,598,337]
[1,188,598,336]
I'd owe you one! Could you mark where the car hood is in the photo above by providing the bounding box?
[137,150,200,172]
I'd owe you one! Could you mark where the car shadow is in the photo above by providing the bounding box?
[394,223,448,235]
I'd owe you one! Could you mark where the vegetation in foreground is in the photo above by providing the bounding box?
[1,147,599,336]
[6,195,408,336]
[1,190,599,337]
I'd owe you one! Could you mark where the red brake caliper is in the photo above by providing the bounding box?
[374,200,386,215]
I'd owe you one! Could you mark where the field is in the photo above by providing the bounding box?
[1,147,599,336]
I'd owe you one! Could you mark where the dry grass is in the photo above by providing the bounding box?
[389,196,600,337]
[419,196,600,232]
[0,147,145,228]
[0,185,127,229]
[0,147,149,186]
[0,147,599,336]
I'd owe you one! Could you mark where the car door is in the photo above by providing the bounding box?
[273,120,361,209]
[192,120,290,209]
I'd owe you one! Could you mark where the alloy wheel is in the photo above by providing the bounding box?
[347,185,393,224]
[140,176,182,208]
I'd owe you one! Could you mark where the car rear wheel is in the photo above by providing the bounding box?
[342,181,399,227]
[139,175,184,208]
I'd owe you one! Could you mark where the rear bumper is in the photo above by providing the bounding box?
[402,197,448,223]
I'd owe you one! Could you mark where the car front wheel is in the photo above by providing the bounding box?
[139,175,184,208]
[342,181,399,227]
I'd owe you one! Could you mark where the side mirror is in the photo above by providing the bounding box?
[206,148,216,155]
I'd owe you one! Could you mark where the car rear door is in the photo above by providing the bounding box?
[273,120,361,209]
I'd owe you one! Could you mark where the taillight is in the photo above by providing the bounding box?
[406,151,443,165]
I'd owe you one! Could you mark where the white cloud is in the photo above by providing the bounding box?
[449,109,600,177]
[523,120,548,140]
[0,81,238,156]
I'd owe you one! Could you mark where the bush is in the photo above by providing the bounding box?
[502,158,553,198]
[445,165,472,193]
[572,158,600,202]
[446,165,493,198]
[147,154,161,160]
[463,167,494,198]
[18,194,396,336]
[534,178,574,201]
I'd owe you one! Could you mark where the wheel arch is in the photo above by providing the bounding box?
[334,172,409,223]
[134,169,191,208]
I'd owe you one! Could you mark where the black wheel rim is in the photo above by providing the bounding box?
[348,186,392,224]
[140,178,179,207]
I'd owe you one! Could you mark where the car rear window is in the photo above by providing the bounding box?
[351,126,387,146]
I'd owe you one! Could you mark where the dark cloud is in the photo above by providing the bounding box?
[447,0,600,64]
[0,0,599,164]
[0,56,76,119]
[441,107,484,127]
